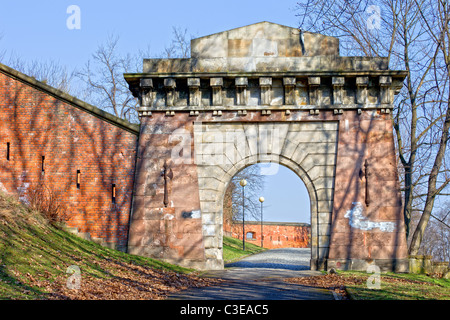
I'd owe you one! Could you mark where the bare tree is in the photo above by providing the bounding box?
[1,51,75,94]
[161,26,191,59]
[418,202,450,263]
[407,0,450,255]
[224,165,266,226]
[76,28,192,123]
[0,32,6,62]
[75,34,143,123]
[296,0,450,255]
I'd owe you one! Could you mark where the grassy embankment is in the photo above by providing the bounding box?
[4,188,445,301]
[341,271,450,300]
[222,235,266,263]
[0,191,218,300]
[286,269,450,300]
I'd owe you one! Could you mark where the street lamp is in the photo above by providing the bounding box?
[239,179,247,251]
[259,196,265,248]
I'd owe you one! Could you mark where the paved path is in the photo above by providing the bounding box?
[168,248,333,300]
[226,247,311,270]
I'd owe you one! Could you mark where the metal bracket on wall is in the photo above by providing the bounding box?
[161,160,173,207]
[364,159,370,207]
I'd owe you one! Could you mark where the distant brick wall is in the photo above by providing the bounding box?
[225,221,311,249]
[0,66,138,251]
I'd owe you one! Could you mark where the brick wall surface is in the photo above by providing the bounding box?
[225,221,311,249]
[0,68,138,251]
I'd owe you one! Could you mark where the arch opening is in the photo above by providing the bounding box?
[223,162,311,247]
[194,121,338,270]
[218,159,319,271]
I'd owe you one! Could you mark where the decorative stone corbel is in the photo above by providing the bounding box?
[210,77,223,106]
[283,77,296,105]
[260,77,272,106]
[235,77,248,106]
[308,77,320,106]
[379,76,393,105]
[164,78,176,107]
[188,78,201,107]
[356,76,369,105]
[138,107,152,118]
[139,78,154,107]
[332,77,345,105]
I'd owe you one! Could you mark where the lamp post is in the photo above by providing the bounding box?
[259,196,265,248]
[239,179,247,251]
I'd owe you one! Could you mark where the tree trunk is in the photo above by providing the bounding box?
[409,100,450,255]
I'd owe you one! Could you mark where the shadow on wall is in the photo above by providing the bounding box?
[329,110,406,271]
[0,65,139,251]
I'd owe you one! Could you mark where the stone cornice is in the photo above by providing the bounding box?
[125,72,405,116]
[125,69,407,79]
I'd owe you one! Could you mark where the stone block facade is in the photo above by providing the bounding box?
[0,63,139,251]
[125,22,409,271]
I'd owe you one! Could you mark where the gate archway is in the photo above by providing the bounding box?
[193,121,338,270]
[125,21,409,272]
[223,162,312,250]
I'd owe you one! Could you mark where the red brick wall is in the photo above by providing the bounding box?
[225,221,311,249]
[0,69,138,251]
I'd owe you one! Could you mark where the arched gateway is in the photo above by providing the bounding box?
[125,22,408,272]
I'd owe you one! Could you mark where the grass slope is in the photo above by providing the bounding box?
[342,271,450,300]
[0,191,218,300]
[286,270,450,300]
[222,235,266,263]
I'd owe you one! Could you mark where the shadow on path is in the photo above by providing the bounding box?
[168,248,333,300]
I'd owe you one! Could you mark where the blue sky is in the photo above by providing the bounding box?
[256,164,311,223]
[0,0,311,224]
[0,1,301,71]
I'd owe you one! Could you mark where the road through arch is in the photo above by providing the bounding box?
[194,121,338,270]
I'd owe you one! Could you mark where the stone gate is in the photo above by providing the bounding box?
[124,22,409,271]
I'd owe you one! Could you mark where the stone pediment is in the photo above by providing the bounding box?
[190,21,339,59]
[140,22,389,74]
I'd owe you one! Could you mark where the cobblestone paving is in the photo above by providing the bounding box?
[225,248,311,270]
